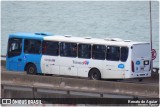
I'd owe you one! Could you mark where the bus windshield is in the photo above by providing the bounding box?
[7,38,22,58]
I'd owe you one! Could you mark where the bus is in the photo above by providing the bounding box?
[6,32,152,80]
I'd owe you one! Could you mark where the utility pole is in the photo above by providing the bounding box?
[149,0,153,69]
[149,0,152,50]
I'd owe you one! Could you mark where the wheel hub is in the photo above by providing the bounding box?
[29,67,34,73]
[92,73,98,79]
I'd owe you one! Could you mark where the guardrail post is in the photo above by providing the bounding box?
[1,85,4,98]
[67,90,70,95]
[100,94,103,98]
[32,87,37,98]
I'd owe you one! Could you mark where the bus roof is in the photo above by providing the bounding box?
[44,35,149,46]
[9,32,53,40]
[9,32,149,46]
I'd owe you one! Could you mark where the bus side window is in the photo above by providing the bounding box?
[24,39,41,54]
[106,46,120,61]
[121,47,128,62]
[42,41,59,56]
[92,45,105,60]
[60,42,77,57]
[78,44,91,59]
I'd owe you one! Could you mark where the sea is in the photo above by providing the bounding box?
[1,1,159,67]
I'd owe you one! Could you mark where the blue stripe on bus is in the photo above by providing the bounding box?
[7,32,53,73]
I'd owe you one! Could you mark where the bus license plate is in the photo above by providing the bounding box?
[141,67,144,71]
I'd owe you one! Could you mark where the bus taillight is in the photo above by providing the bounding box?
[132,61,134,72]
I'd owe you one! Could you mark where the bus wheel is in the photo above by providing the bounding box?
[89,69,101,80]
[26,64,37,75]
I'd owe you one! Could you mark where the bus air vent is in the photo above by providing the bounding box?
[64,35,72,37]
[110,38,123,41]
[84,37,92,39]
[124,40,131,42]
[35,32,52,36]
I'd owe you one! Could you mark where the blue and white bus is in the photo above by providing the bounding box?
[6,32,152,80]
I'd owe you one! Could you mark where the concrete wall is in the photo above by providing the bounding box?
[1,71,159,98]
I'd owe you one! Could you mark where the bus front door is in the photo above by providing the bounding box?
[6,38,24,71]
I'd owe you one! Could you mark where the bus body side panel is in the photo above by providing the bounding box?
[41,56,91,77]
[6,52,42,73]
[6,56,25,72]
[41,55,104,78]
[60,58,103,78]
[41,55,60,75]
[24,54,42,73]
[41,56,79,76]
[102,60,126,79]
[58,57,79,76]
[85,59,103,77]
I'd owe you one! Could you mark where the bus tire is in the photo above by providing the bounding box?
[26,63,37,75]
[88,68,101,80]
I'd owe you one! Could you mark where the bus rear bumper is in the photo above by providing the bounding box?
[130,72,151,78]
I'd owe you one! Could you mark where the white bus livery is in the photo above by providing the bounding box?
[6,33,152,80]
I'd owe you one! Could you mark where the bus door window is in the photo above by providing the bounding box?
[78,44,91,59]
[60,42,77,57]
[92,45,105,60]
[24,39,41,54]
[7,38,22,57]
[106,46,120,61]
[121,47,129,62]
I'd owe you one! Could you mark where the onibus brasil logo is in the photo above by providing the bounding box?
[73,60,89,65]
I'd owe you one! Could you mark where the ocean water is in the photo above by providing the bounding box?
[1,1,159,67]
